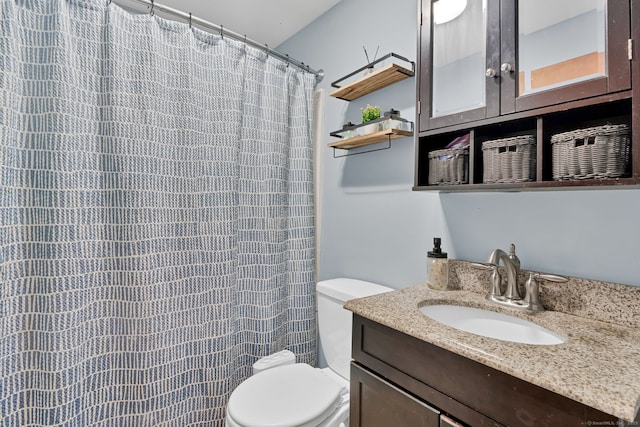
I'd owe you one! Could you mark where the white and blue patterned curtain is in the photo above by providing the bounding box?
[0,0,317,424]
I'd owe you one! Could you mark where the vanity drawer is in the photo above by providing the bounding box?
[352,314,618,427]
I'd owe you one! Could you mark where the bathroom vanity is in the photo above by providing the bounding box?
[345,261,640,426]
[350,315,619,426]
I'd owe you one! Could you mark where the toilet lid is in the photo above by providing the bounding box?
[227,363,343,427]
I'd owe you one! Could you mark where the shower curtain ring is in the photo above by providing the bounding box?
[220,25,224,39]
[286,54,289,67]
[265,44,269,56]
[188,13,192,28]
[150,0,155,16]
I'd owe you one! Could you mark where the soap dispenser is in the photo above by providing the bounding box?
[427,237,449,290]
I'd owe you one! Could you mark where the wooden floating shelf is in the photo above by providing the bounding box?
[330,64,415,101]
[328,128,413,150]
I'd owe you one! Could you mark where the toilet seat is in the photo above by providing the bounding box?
[227,363,343,427]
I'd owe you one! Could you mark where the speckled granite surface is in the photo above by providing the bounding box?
[344,261,640,422]
[449,260,640,329]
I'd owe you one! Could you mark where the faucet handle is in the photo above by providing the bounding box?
[524,273,568,312]
[470,262,494,270]
[535,273,568,283]
[524,273,544,311]
[471,263,503,298]
[486,264,502,298]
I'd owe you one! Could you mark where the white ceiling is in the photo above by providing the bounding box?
[115,0,342,47]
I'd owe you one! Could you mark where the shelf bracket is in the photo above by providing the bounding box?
[332,136,392,158]
[330,53,415,89]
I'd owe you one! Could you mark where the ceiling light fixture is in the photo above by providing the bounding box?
[433,0,468,24]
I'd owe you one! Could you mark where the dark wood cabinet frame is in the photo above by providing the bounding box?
[415,0,639,191]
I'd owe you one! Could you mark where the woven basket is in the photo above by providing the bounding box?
[550,124,630,180]
[482,135,536,183]
[428,148,468,185]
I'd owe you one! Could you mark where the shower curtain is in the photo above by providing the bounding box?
[0,0,317,425]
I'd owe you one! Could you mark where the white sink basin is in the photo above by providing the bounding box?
[419,304,566,345]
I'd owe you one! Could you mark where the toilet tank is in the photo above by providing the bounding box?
[316,278,392,380]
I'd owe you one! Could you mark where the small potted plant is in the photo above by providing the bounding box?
[360,104,381,134]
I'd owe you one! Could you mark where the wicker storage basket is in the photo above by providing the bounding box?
[550,124,630,180]
[482,135,536,183]
[428,148,468,185]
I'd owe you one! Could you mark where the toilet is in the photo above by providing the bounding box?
[225,278,393,427]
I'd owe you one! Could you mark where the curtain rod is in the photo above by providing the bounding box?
[111,0,324,84]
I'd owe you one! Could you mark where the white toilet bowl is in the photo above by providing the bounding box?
[225,363,349,427]
[225,278,392,427]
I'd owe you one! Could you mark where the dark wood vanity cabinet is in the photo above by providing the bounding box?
[350,315,621,427]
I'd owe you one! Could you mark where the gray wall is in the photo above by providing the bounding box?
[278,0,640,289]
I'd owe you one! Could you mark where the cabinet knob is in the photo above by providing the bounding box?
[485,68,498,78]
[501,63,514,73]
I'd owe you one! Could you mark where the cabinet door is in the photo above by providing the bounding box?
[511,0,630,112]
[350,363,440,427]
[418,0,631,131]
[419,0,501,131]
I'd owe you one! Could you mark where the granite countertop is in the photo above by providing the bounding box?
[344,283,640,422]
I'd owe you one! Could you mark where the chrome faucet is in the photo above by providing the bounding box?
[486,244,521,301]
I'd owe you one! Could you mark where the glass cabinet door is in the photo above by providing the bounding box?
[420,0,500,131]
[518,0,605,97]
[431,0,487,117]
[514,0,630,111]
